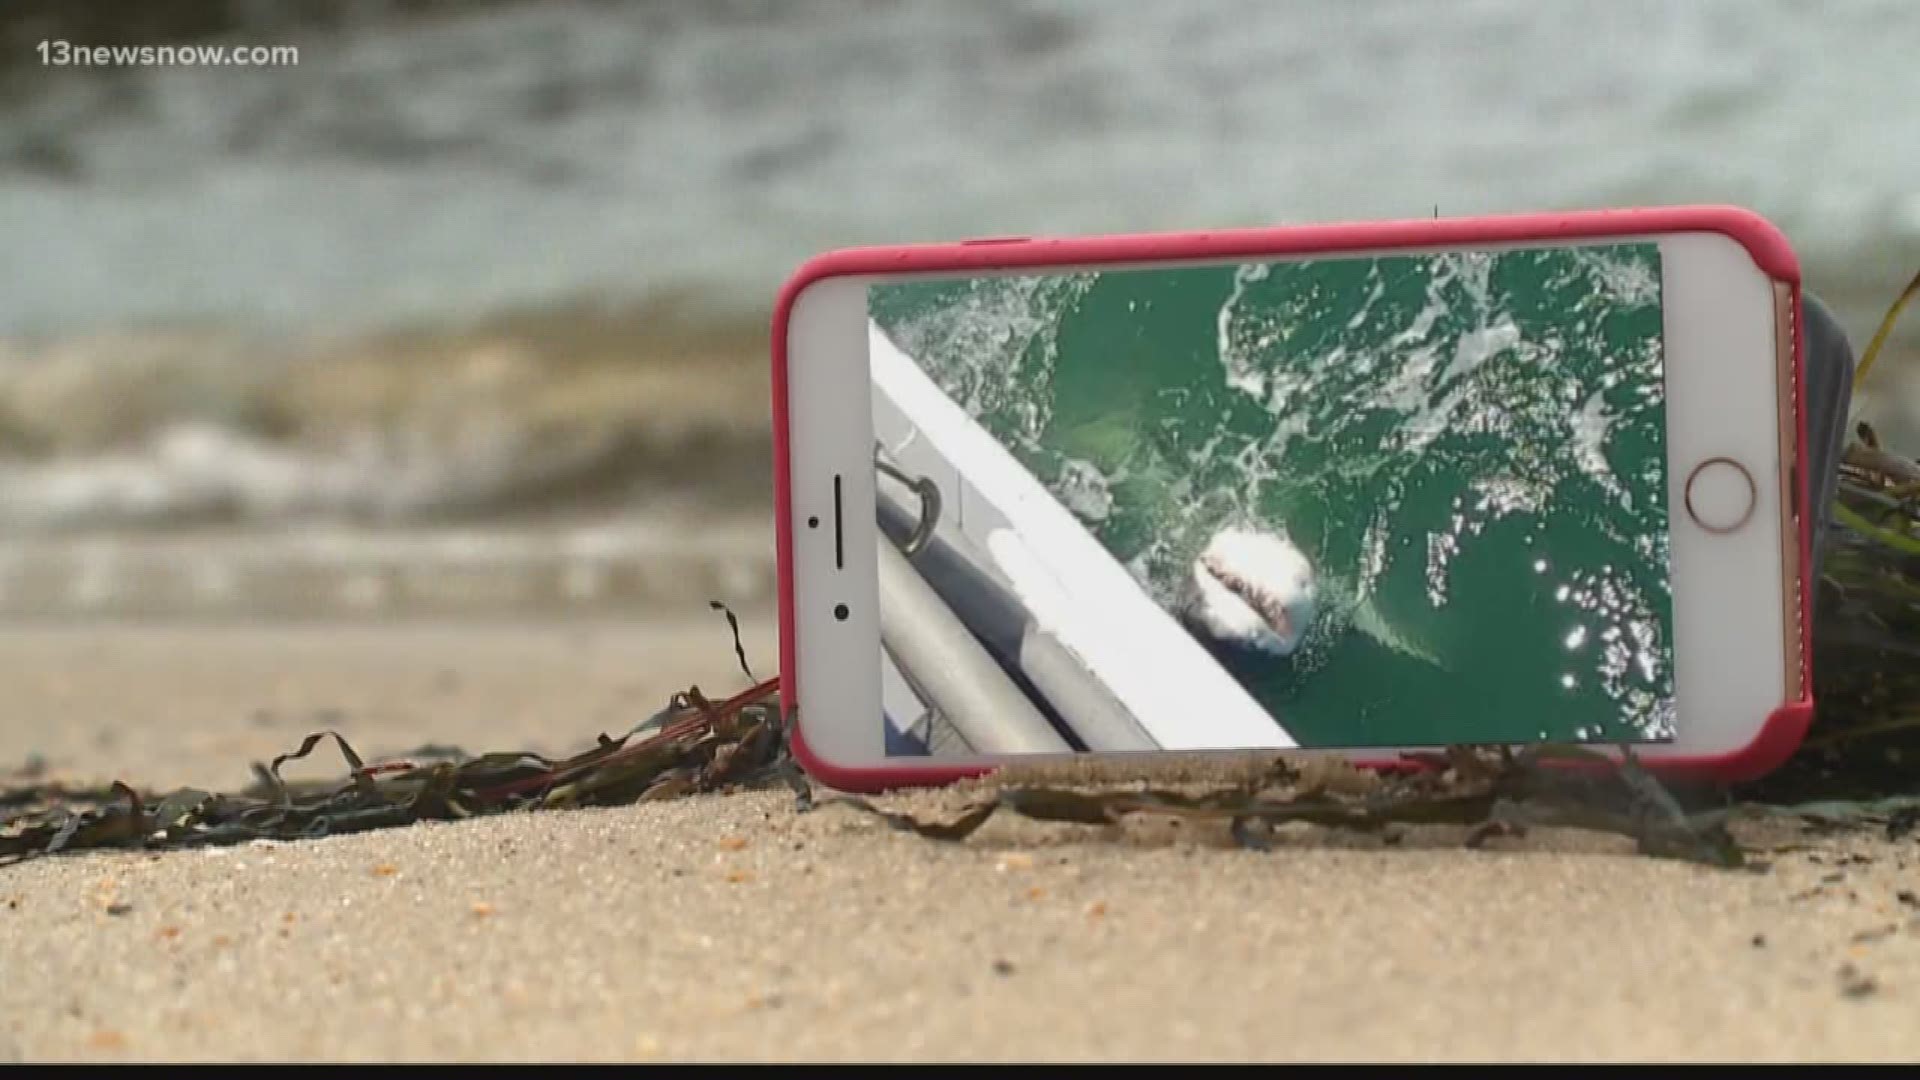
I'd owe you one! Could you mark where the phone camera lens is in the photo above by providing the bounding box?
[807,516,820,529]
[833,603,849,621]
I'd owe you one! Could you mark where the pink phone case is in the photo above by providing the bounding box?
[771,205,1813,793]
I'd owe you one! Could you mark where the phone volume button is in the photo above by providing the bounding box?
[959,235,1032,246]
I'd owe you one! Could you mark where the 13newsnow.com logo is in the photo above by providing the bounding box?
[38,41,301,68]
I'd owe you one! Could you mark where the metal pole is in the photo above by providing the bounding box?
[878,483,1157,752]
[876,535,1070,756]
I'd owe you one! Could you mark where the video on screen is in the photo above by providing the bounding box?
[867,244,1674,756]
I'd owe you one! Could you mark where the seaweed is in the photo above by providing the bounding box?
[0,675,791,866]
[1,603,793,866]
[823,743,1748,868]
[0,600,1749,870]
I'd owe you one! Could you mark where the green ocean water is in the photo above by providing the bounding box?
[869,242,1675,747]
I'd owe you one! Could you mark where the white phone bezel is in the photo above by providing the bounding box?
[783,231,1793,772]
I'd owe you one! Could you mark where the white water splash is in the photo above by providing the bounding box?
[1215,261,1274,400]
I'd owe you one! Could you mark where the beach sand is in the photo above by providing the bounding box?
[2,620,1918,1063]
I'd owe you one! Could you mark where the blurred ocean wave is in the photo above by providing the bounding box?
[0,299,769,530]
[0,297,773,616]
[5,0,1918,334]
[2,0,1917,614]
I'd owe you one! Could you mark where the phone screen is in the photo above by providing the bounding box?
[865,242,1675,756]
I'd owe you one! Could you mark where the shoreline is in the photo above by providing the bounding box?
[0,515,776,621]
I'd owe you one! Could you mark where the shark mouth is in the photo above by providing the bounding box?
[1197,551,1296,643]
[1179,526,1317,658]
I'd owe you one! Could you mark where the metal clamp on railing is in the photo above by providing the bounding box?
[874,441,942,557]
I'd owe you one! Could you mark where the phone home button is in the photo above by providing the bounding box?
[1685,457,1757,534]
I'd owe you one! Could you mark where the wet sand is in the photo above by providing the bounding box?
[2,620,1919,1062]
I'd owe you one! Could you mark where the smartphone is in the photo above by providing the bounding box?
[773,206,1812,791]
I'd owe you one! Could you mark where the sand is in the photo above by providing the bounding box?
[2,620,1919,1063]
[0,618,779,793]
